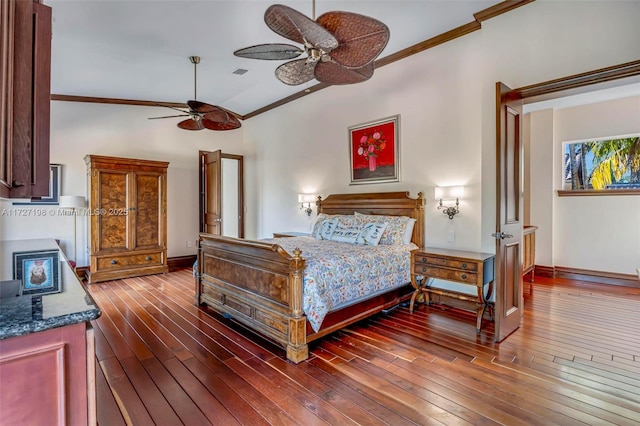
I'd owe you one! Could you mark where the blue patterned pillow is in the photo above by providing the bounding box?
[312,214,357,240]
[354,212,413,245]
[329,223,361,244]
[356,222,388,246]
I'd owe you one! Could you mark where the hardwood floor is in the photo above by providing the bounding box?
[85,270,640,425]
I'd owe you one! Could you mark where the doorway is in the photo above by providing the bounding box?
[493,59,640,341]
[199,150,244,238]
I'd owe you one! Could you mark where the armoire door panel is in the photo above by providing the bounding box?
[135,173,162,248]
[97,171,128,251]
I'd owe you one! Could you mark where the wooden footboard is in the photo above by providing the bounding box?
[196,191,425,363]
[196,234,309,362]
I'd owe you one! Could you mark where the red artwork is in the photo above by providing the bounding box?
[349,116,399,184]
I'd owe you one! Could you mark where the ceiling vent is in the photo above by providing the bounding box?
[232,68,248,75]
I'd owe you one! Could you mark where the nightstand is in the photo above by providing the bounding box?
[410,247,495,333]
[273,232,311,238]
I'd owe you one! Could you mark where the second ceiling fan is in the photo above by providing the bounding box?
[234,1,390,86]
[149,56,241,131]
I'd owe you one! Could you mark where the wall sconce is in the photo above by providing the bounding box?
[435,186,464,219]
[298,193,316,216]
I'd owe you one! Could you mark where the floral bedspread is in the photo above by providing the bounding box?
[271,236,416,332]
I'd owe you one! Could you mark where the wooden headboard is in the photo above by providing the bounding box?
[317,191,425,248]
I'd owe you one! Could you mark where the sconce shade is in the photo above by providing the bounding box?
[298,193,316,203]
[59,195,86,209]
[434,186,464,201]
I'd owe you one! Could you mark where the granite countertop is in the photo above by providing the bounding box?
[0,239,101,340]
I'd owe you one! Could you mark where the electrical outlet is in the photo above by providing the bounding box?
[186,241,192,248]
[447,230,455,242]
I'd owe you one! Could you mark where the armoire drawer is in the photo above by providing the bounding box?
[96,252,163,271]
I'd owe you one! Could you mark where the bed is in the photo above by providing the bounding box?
[195,191,425,363]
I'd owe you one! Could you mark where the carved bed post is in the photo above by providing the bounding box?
[287,248,308,363]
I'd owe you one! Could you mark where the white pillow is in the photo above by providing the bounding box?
[329,223,361,244]
[403,218,417,245]
[356,222,388,246]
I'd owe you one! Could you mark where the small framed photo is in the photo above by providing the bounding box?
[349,115,400,185]
[13,250,61,296]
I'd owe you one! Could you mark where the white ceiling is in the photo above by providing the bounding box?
[47,0,503,117]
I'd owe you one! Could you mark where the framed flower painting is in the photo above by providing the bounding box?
[349,115,399,185]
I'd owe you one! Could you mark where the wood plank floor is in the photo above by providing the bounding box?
[85,270,640,425]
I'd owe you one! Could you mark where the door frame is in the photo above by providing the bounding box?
[199,150,245,238]
[493,59,640,337]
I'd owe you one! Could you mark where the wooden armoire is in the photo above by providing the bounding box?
[85,155,169,284]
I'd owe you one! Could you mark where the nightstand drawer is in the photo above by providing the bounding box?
[413,265,477,283]
[415,255,478,271]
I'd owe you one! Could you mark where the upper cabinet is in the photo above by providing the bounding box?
[0,0,52,199]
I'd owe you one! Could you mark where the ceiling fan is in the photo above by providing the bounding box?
[149,56,241,131]
[233,1,389,86]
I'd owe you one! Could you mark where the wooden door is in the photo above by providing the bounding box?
[494,82,524,342]
[200,150,222,235]
[199,150,245,237]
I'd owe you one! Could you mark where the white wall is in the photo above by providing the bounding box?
[0,102,244,265]
[528,96,640,275]
[2,1,639,274]
[242,0,640,256]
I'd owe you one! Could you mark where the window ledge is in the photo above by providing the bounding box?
[557,189,640,197]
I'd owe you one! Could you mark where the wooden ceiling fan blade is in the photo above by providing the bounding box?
[187,100,217,113]
[317,11,389,68]
[177,118,204,131]
[202,115,241,131]
[203,108,230,124]
[265,4,337,52]
[314,61,373,85]
[148,114,190,120]
[275,58,317,86]
[234,43,303,60]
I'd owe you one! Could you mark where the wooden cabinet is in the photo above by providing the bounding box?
[86,155,169,283]
[0,323,95,425]
[410,248,495,333]
[0,0,52,198]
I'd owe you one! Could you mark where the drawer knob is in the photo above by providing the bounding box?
[110,259,117,265]
[461,274,467,280]
[145,256,151,261]
[421,267,427,273]
[421,257,426,263]
[461,263,467,269]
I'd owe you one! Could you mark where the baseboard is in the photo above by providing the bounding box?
[75,266,89,282]
[536,264,639,288]
[75,255,196,279]
[167,255,197,272]
[532,265,555,278]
